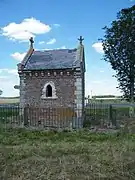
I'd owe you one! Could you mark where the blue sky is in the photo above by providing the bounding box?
[0,0,134,97]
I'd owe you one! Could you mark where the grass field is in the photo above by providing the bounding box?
[0,96,128,105]
[0,97,19,104]
[0,129,135,179]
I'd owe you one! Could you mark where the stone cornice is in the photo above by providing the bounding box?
[18,70,76,77]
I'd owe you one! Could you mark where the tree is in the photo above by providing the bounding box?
[101,5,135,102]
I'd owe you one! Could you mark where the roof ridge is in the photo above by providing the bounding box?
[34,48,77,52]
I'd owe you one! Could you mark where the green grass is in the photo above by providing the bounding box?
[0,128,135,179]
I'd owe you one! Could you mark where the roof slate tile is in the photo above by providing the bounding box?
[24,48,80,70]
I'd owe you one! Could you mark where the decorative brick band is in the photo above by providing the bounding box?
[19,71,72,77]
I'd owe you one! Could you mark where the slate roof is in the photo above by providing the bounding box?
[23,48,81,70]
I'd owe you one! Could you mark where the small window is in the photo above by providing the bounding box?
[41,81,58,99]
[46,85,52,97]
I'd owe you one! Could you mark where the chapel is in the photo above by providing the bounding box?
[17,36,86,128]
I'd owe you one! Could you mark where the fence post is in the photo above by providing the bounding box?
[82,108,85,128]
[112,109,117,127]
[129,106,135,118]
[109,105,117,127]
[24,105,29,126]
[109,105,112,124]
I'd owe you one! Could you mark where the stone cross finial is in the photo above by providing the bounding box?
[78,36,84,45]
[29,37,34,48]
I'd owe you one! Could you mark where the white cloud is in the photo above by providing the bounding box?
[1,17,51,42]
[53,24,60,27]
[99,70,104,73]
[0,69,18,75]
[92,42,104,54]
[44,48,52,50]
[59,46,66,49]
[85,75,121,96]
[46,38,56,45]
[0,75,19,97]
[0,76,9,80]
[7,69,18,75]
[35,46,67,51]
[39,41,45,45]
[11,52,26,61]
[0,69,19,97]
[44,46,66,51]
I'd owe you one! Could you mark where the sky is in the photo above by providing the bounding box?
[0,0,134,97]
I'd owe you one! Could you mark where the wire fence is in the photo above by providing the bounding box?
[0,103,135,131]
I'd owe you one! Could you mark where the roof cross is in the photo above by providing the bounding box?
[78,36,84,45]
[29,37,34,47]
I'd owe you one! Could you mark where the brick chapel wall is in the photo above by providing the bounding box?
[19,70,85,128]
[19,70,75,109]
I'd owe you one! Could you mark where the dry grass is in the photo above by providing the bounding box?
[0,98,19,104]
[0,129,135,180]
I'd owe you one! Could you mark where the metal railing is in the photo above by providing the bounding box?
[0,103,135,130]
